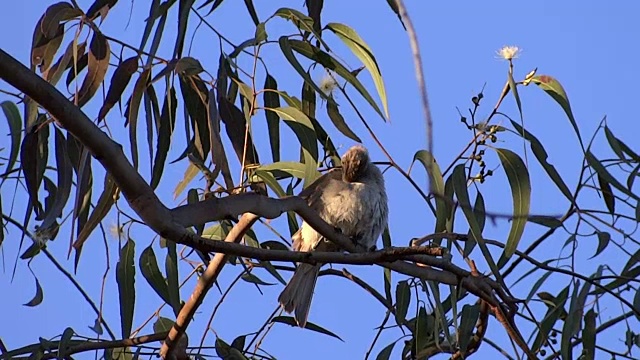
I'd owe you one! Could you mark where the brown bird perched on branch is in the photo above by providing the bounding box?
[277,145,389,327]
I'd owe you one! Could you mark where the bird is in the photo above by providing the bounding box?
[277,144,389,327]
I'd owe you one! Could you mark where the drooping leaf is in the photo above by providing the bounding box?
[39,128,73,230]
[273,8,325,46]
[138,0,161,52]
[20,124,50,217]
[395,280,410,326]
[604,125,639,162]
[282,37,386,120]
[23,276,44,307]
[98,56,138,120]
[304,0,323,35]
[495,148,531,260]
[125,68,151,169]
[150,86,177,189]
[375,341,396,360]
[207,88,234,188]
[217,94,259,167]
[1,101,22,177]
[174,0,194,58]
[180,75,210,162]
[46,40,86,86]
[174,56,204,76]
[116,239,136,338]
[265,107,319,187]
[86,0,119,20]
[58,327,75,360]
[215,337,248,360]
[326,22,389,119]
[531,75,585,151]
[263,74,281,162]
[165,240,181,316]
[510,120,573,201]
[32,2,77,72]
[271,316,343,341]
[243,0,259,25]
[452,164,502,283]
[254,22,267,43]
[326,98,361,142]
[586,151,639,201]
[458,303,480,355]
[72,174,117,251]
[153,316,175,333]
[78,31,110,107]
[582,309,596,360]
[412,150,446,233]
[241,273,275,286]
[384,0,406,28]
[532,286,569,353]
[139,244,171,304]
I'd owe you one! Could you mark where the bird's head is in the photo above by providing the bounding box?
[341,145,371,182]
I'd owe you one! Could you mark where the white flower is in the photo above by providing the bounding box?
[319,71,338,95]
[496,45,521,61]
[109,223,123,240]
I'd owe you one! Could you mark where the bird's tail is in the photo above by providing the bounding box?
[277,263,320,328]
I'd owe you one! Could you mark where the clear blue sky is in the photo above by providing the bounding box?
[1,1,638,359]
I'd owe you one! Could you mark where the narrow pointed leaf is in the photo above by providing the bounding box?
[73,174,117,251]
[263,74,281,162]
[495,148,531,259]
[326,99,361,142]
[116,239,135,338]
[139,245,171,304]
[150,87,177,189]
[1,101,22,176]
[23,277,44,307]
[99,56,138,120]
[327,22,389,119]
[271,316,343,341]
[78,31,110,107]
[40,128,73,230]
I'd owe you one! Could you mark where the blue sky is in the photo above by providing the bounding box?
[1,1,639,359]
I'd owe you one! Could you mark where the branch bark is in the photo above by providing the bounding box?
[0,48,513,358]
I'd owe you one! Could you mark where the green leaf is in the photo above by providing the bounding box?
[375,341,396,360]
[215,337,248,360]
[286,38,386,120]
[58,327,75,360]
[73,174,116,252]
[174,56,203,76]
[414,306,430,354]
[78,31,110,107]
[586,151,639,201]
[527,215,563,229]
[1,101,22,177]
[507,70,523,123]
[591,231,610,259]
[23,276,44,307]
[255,22,267,43]
[532,75,585,151]
[151,86,177,189]
[39,128,72,230]
[265,107,320,187]
[510,120,573,201]
[257,161,307,180]
[582,309,596,360]
[326,98,361,142]
[116,239,136,338]
[412,150,446,232]
[495,148,531,260]
[273,8,324,46]
[452,165,502,283]
[99,56,138,120]
[139,244,171,304]
[532,286,569,353]
[597,173,616,215]
[165,240,181,316]
[326,22,389,119]
[125,68,151,169]
[271,316,343,341]
[243,0,259,25]
[241,273,275,286]
[278,36,332,103]
[458,303,481,355]
[153,317,175,333]
[395,280,410,326]
[562,280,589,360]
[263,74,281,162]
